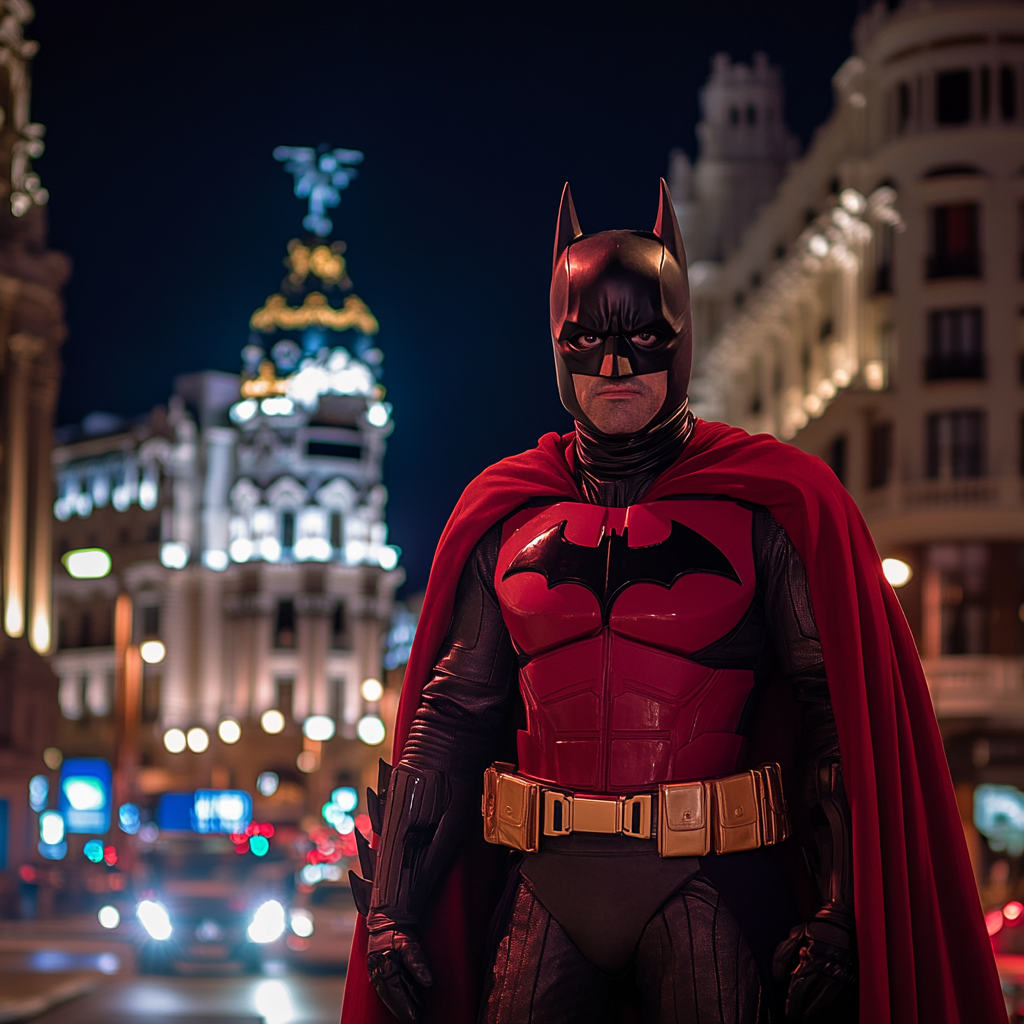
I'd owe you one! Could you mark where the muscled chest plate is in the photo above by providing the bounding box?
[496,498,755,658]
[494,499,758,792]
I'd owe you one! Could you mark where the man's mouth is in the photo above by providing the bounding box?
[594,383,642,398]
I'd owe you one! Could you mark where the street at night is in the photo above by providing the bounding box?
[0,1,1023,1023]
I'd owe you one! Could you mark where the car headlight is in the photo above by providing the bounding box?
[248,900,286,944]
[289,909,314,938]
[136,900,173,941]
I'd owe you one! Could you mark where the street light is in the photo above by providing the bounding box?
[361,678,383,702]
[357,714,385,746]
[163,728,186,754]
[260,709,285,735]
[186,727,209,753]
[140,639,166,664]
[302,715,336,742]
[61,548,111,580]
[218,718,241,744]
[882,558,912,588]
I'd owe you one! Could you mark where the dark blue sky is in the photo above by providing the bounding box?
[31,0,860,594]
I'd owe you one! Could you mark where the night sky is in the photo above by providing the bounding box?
[31,0,860,595]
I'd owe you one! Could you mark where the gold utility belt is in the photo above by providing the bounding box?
[481,762,789,858]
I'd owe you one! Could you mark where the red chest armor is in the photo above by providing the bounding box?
[495,498,757,794]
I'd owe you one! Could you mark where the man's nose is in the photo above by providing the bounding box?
[599,337,633,377]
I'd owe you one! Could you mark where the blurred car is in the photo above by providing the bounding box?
[283,880,357,972]
[134,833,290,974]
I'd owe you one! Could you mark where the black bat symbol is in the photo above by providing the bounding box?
[502,519,740,623]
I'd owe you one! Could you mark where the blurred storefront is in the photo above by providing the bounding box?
[684,0,1024,921]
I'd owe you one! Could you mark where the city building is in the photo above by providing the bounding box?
[0,0,68,916]
[48,155,403,877]
[684,0,1024,895]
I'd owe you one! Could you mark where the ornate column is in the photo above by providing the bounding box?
[161,570,190,727]
[199,571,223,726]
[3,329,39,637]
[251,590,273,718]
[28,360,58,652]
[201,427,235,568]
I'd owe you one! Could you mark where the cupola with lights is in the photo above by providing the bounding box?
[223,146,399,572]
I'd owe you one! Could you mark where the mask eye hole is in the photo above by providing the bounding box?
[629,332,661,348]
[569,334,603,351]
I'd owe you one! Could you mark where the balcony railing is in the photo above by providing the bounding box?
[923,656,1024,719]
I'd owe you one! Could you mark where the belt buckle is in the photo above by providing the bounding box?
[543,790,573,836]
[571,796,621,834]
[621,794,652,839]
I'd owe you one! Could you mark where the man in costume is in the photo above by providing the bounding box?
[341,182,1003,1024]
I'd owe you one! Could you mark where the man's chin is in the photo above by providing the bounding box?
[586,411,658,435]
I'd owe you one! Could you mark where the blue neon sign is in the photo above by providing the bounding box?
[191,790,252,834]
[58,758,111,834]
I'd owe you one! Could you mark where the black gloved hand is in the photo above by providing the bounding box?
[773,905,858,1023]
[367,926,433,1024]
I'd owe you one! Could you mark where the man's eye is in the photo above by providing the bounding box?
[572,335,603,349]
[630,332,660,347]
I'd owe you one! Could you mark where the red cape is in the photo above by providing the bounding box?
[342,420,1003,1024]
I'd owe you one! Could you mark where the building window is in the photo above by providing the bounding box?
[1001,66,1018,121]
[928,203,980,278]
[926,543,990,655]
[275,599,296,648]
[746,104,757,125]
[141,605,160,637]
[331,602,349,649]
[275,678,294,720]
[142,674,161,724]
[896,81,911,133]
[936,69,972,124]
[729,106,740,125]
[330,511,343,550]
[329,677,345,723]
[826,436,847,486]
[926,308,985,379]
[281,511,296,551]
[981,66,991,120]
[875,221,894,294]
[80,612,92,648]
[868,422,893,489]
[926,410,986,479]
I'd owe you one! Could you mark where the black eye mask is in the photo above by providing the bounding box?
[549,179,692,433]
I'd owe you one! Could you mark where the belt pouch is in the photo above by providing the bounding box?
[482,764,540,853]
[711,771,761,853]
[754,763,790,846]
[657,781,710,857]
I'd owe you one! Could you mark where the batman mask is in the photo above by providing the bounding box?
[549,178,692,435]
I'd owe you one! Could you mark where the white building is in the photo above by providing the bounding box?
[684,0,1024,882]
[49,231,403,818]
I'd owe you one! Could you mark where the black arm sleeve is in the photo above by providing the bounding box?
[401,520,519,780]
[365,524,518,951]
[755,508,853,913]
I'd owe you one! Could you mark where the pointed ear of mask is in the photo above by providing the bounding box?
[553,182,583,270]
[653,177,686,266]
